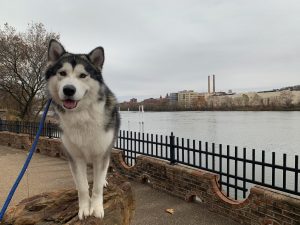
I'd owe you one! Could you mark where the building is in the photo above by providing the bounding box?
[178,90,205,108]
[168,93,178,104]
[130,98,137,103]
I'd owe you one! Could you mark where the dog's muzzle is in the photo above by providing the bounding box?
[62,85,78,109]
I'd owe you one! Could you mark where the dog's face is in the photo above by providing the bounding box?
[45,40,105,111]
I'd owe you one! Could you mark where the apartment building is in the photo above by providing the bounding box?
[168,93,179,104]
[178,90,205,108]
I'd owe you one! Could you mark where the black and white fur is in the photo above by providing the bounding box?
[45,40,120,219]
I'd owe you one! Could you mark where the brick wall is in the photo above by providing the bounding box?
[0,132,299,225]
[0,131,64,158]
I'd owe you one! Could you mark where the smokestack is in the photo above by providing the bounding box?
[213,74,215,93]
[208,75,210,94]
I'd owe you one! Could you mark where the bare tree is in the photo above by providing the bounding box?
[250,93,262,107]
[220,96,233,109]
[206,95,216,109]
[279,90,294,107]
[233,96,243,107]
[269,96,280,108]
[241,94,249,107]
[0,23,59,120]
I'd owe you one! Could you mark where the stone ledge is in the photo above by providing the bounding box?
[1,174,135,225]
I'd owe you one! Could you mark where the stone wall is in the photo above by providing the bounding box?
[0,131,64,158]
[0,131,299,225]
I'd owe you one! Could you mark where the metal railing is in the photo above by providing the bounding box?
[0,120,60,138]
[0,120,299,200]
[116,130,299,200]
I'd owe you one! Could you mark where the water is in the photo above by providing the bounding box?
[120,111,300,157]
[120,111,300,198]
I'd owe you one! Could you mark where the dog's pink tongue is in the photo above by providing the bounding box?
[63,100,77,109]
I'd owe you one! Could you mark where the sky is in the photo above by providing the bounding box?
[1,0,300,101]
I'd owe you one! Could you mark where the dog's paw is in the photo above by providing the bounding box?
[78,203,90,220]
[89,200,104,218]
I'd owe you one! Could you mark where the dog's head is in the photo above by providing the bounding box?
[45,40,105,111]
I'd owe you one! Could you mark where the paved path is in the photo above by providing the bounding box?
[0,146,238,225]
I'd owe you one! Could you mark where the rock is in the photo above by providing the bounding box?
[1,174,135,225]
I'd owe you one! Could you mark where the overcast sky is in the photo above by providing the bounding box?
[1,0,300,101]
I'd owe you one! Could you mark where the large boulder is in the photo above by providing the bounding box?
[2,174,135,225]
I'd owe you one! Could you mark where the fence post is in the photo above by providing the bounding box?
[48,121,52,139]
[170,132,176,165]
[16,121,20,134]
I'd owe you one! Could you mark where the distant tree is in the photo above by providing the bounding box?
[269,96,280,109]
[0,89,18,110]
[250,93,262,107]
[241,94,249,107]
[263,98,270,107]
[279,90,294,107]
[199,97,207,109]
[206,95,215,109]
[220,96,233,109]
[191,96,206,109]
[233,96,243,107]
[0,22,59,120]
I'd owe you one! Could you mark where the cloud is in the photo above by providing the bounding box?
[1,0,300,100]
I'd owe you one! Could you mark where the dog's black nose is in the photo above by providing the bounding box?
[63,85,76,97]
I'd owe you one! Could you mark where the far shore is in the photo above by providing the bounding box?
[120,108,300,112]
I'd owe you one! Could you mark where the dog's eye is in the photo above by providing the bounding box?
[79,73,87,78]
[59,71,67,76]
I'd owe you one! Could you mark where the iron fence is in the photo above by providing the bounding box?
[0,120,60,138]
[116,130,299,200]
[0,120,299,200]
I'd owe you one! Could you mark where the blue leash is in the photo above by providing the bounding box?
[0,99,52,221]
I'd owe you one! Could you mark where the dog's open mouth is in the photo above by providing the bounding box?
[63,99,78,109]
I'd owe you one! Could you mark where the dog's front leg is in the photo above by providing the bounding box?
[89,155,110,218]
[69,159,90,220]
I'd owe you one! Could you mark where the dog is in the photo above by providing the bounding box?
[45,40,120,220]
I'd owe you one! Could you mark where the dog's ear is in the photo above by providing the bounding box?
[48,39,65,63]
[88,47,105,70]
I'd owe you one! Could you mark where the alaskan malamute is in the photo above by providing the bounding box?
[45,40,120,220]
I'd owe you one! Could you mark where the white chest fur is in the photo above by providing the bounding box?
[58,102,114,163]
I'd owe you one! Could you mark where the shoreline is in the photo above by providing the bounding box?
[119,108,300,112]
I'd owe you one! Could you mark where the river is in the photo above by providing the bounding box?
[119,111,300,198]
[120,111,300,161]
